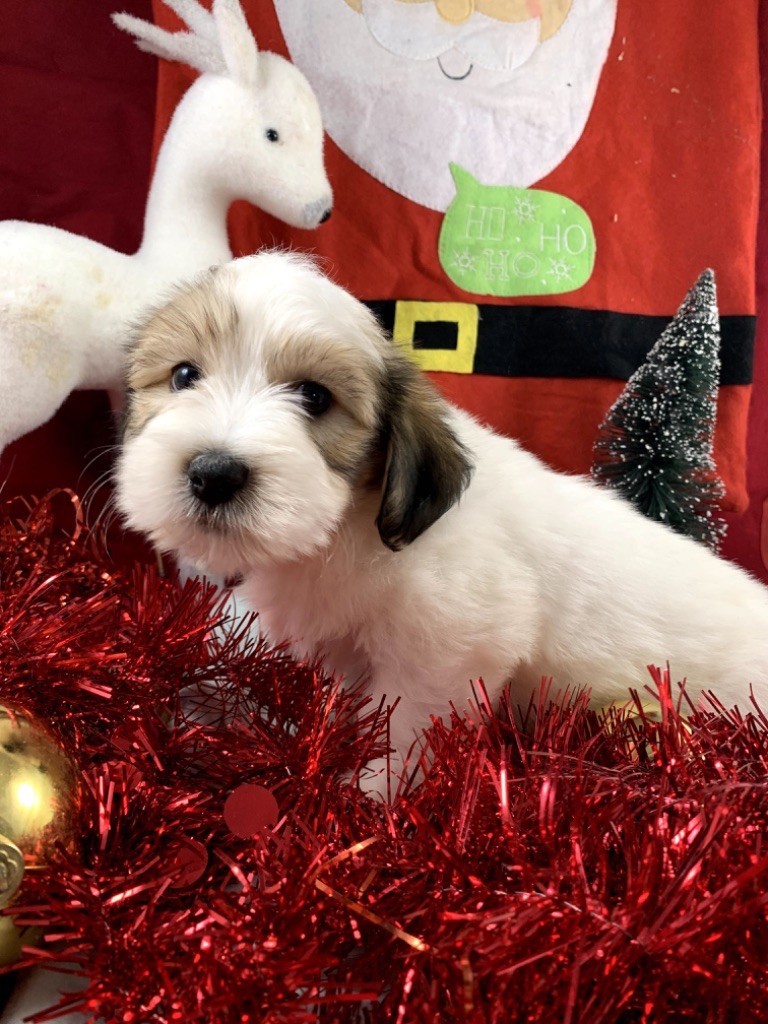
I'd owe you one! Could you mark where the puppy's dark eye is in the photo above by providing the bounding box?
[296,381,332,416]
[171,363,201,392]
[265,127,280,143]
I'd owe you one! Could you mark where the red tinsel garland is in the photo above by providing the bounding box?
[1,494,767,1023]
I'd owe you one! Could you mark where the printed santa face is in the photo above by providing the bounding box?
[275,0,617,210]
[342,0,574,72]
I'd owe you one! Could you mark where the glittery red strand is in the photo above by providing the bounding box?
[1,496,767,1023]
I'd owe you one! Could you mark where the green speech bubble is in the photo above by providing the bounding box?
[438,164,596,297]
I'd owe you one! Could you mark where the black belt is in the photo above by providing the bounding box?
[366,300,755,386]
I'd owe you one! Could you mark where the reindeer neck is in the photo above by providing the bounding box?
[136,78,234,277]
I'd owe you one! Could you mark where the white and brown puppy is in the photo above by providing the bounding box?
[116,252,768,782]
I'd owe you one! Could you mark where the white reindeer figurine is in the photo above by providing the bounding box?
[0,0,332,455]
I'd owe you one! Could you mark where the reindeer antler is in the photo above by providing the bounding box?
[112,0,257,84]
[111,6,225,76]
[163,0,216,42]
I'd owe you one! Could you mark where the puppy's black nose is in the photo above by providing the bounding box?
[319,207,332,224]
[187,451,249,507]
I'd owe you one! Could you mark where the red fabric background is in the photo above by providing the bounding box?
[0,1,766,583]
[724,0,768,582]
[152,0,760,513]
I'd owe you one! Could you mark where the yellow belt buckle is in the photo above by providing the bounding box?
[392,300,479,374]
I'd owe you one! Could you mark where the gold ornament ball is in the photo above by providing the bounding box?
[0,705,78,965]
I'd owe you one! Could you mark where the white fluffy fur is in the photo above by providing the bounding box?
[117,252,768,791]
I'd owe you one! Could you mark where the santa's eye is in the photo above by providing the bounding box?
[170,363,201,392]
[265,127,280,143]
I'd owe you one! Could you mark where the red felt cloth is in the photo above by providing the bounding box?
[722,0,768,582]
[0,1,766,583]
[152,0,761,513]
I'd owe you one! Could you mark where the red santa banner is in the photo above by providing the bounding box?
[153,0,760,515]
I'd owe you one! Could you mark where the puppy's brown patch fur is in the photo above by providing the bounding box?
[264,330,383,483]
[123,271,238,438]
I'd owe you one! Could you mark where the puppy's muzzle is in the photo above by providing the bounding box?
[187,451,249,508]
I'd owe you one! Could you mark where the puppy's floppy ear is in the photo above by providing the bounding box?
[376,351,473,551]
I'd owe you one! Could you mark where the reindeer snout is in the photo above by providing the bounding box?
[187,451,249,507]
[304,196,333,228]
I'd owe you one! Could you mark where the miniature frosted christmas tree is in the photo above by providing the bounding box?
[591,270,726,551]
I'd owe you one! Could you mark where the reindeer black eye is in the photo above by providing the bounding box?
[171,363,201,392]
[265,127,280,143]
[296,381,332,416]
